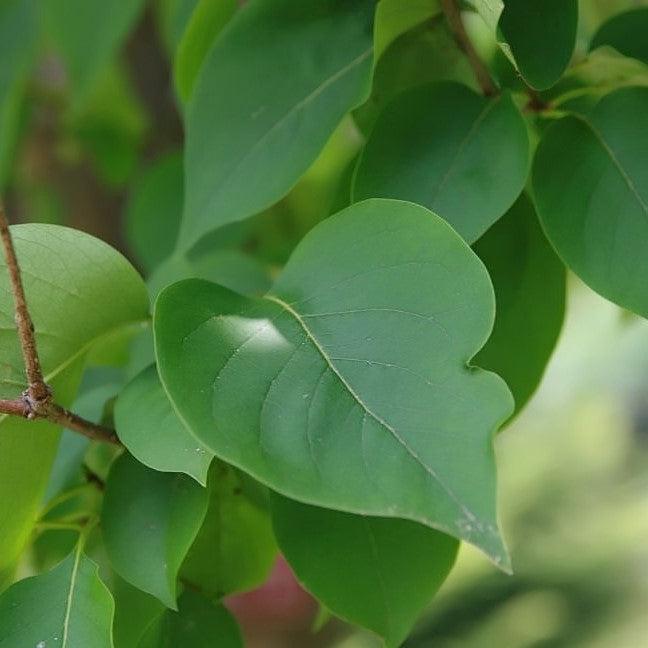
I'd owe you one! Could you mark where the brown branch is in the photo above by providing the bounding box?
[441,0,498,97]
[0,204,122,446]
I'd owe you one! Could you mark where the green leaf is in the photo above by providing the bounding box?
[180,0,375,251]
[43,0,147,105]
[0,0,37,188]
[533,86,648,319]
[115,365,213,485]
[374,0,439,62]
[353,82,529,243]
[155,199,514,566]
[0,544,114,647]
[102,453,209,609]
[590,8,648,65]
[473,194,565,415]
[472,0,578,90]
[0,225,148,574]
[181,463,277,597]
[174,0,237,102]
[137,590,242,648]
[272,494,458,648]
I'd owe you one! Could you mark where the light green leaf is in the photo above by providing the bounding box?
[472,0,578,90]
[474,194,565,415]
[101,453,209,609]
[180,0,375,251]
[43,0,147,105]
[590,8,648,65]
[533,86,648,319]
[272,494,458,648]
[181,463,277,597]
[155,199,514,566]
[0,544,114,647]
[353,82,529,243]
[115,365,213,485]
[174,0,237,102]
[125,154,183,274]
[0,225,148,575]
[374,0,439,62]
[0,0,37,188]
[138,590,242,648]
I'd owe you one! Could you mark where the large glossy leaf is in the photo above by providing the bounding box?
[474,195,565,415]
[533,86,648,319]
[180,0,375,250]
[0,225,148,575]
[353,82,529,243]
[155,199,514,566]
[0,545,114,647]
[114,365,213,485]
[0,0,37,187]
[138,591,242,648]
[181,463,277,597]
[472,0,577,90]
[102,454,209,609]
[590,8,648,65]
[272,494,458,647]
[174,0,237,102]
[43,0,147,104]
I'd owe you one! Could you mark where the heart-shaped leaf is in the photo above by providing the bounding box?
[155,199,514,566]
[272,494,458,648]
[533,86,648,319]
[180,0,375,250]
[0,544,114,647]
[353,82,529,243]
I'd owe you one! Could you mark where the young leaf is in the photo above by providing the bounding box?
[472,0,578,90]
[353,82,529,243]
[0,225,148,575]
[137,590,242,648]
[101,454,209,609]
[181,463,277,597]
[180,0,375,250]
[114,365,213,485]
[155,199,514,567]
[272,494,458,648]
[43,0,147,105]
[174,0,237,102]
[0,545,114,647]
[533,86,648,319]
[590,8,648,65]
[474,194,565,415]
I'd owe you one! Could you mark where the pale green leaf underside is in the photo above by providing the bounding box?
[180,0,375,250]
[115,365,213,485]
[155,199,514,566]
[272,494,458,647]
[0,545,113,647]
[533,86,648,319]
[102,454,209,609]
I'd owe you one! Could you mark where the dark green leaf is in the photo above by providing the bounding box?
[272,494,458,648]
[102,454,209,608]
[115,365,213,485]
[155,199,513,566]
[138,590,242,648]
[181,463,277,597]
[474,194,565,415]
[590,8,648,65]
[533,86,648,318]
[0,545,114,647]
[353,82,529,243]
[180,0,375,250]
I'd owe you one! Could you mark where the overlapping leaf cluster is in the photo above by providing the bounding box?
[0,0,647,646]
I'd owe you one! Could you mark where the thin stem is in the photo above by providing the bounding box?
[441,0,498,97]
[0,204,49,402]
